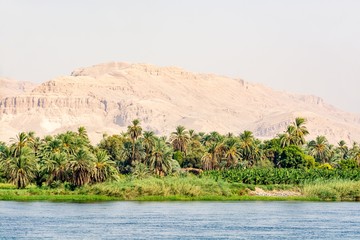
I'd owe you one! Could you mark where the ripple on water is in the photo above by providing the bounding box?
[1,201,360,239]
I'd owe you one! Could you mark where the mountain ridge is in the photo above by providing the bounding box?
[0,62,359,144]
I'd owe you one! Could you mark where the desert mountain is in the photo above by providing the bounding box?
[0,78,36,99]
[0,62,359,144]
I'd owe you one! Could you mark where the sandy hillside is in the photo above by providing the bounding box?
[0,62,359,144]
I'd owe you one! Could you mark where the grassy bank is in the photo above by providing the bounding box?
[1,176,360,202]
[303,180,360,201]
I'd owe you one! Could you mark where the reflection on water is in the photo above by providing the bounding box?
[1,201,360,239]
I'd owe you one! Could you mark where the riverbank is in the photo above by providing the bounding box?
[1,176,359,202]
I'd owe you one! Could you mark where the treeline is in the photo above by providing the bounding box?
[1,118,360,189]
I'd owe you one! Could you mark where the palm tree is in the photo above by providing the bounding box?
[278,130,294,148]
[11,132,31,157]
[200,131,223,146]
[142,131,156,162]
[148,139,172,176]
[58,131,76,155]
[239,131,264,166]
[1,146,36,188]
[307,136,331,163]
[41,138,63,158]
[78,126,90,145]
[91,149,118,183]
[67,149,94,187]
[170,125,190,154]
[43,152,68,184]
[188,129,199,141]
[223,138,241,168]
[337,140,349,160]
[127,119,142,164]
[290,117,309,145]
[0,144,12,179]
[239,131,255,162]
[350,142,360,165]
[201,142,223,170]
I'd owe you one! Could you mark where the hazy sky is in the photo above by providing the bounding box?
[1,0,359,112]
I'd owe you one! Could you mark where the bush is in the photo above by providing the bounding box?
[203,168,360,185]
[317,163,333,170]
[278,145,306,169]
[338,159,358,170]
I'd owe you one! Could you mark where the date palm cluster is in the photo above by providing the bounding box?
[0,118,359,189]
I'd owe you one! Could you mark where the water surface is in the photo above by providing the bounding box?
[1,201,360,239]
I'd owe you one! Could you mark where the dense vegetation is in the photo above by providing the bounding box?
[1,117,360,201]
[204,168,360,185]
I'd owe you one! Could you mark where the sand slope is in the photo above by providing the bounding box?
[0,62,359,144]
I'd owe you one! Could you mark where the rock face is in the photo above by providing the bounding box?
[0,62,360,144]
[0,78,36,98]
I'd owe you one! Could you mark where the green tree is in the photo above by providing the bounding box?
[42,152,68,184]
[98,134,125,163]
[201,142,223,170]
[11,132,32,157]
[91,149,118,183]
[127,119,142,165]
[223,138,241,168]
[290,117,309,145]
[170,125,190,154]
[278,145,306,168]
[148,139,172,176]
[239,130,260,166]
[280,117,309,147]
[349,142,360,165]
[67,149,94,187]
[337,140,349,159]
[142,131,156,162]
[307,136,331,163]
[1,146,36,188]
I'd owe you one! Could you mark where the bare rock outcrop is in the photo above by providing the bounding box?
[0,62,360,144]
[0,78,36,98]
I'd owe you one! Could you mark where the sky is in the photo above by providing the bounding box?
[1,0,359,113]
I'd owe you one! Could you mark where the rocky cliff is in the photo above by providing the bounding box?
[0,78,36,98]
[1,62,359,144]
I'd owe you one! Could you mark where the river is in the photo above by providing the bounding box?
[1,201,360,239]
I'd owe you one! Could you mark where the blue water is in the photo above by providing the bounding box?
[1,201,360,239]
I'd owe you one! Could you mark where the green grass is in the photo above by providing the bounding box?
[0,175,358,202]
[0,175,305,201]
[133,195,316,201]
[303,179,360,201]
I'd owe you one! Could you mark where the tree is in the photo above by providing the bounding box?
[223,138,241,168]
[1,146,36,189]
[279,131,294,148]
[78,126,90,145]
[11,132,31,157]
[239,130,260,166]
[291,117,309,145]
[67,149,94,187]
[278,145,307,169]
[148,139,172,176]
[307,136,331,163]
[201,142,223,170]
[142,131,156,162]
[98,134,125,163]
[350,142,360,165]
[337,140,349,159]
[279,118,309,147]
[42,152,68,184]
[170,125,190,154]
[127,119,142,165]
[91,149,118,183]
